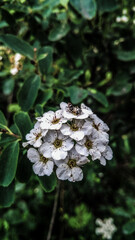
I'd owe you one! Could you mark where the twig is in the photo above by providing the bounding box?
[46,181,60,240]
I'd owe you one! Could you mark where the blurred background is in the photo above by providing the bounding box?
[0,0,135,239]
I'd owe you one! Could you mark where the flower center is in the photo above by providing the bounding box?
[53,139,62,148]
[85,140,93,149]
[68,159,76,168]
[35,132,42,140]
[40,155,48,164]
[52,117,60,124]
[70,123,79,131]
[93,122,99,131]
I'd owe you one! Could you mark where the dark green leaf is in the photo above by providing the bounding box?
[116,50,135,61]
[88,88,109,107]
[97,0,118,13]
[70,0,97,20]
[0,141,19,187]
[48,23,70,41]
[18,74,40,111]
[0,110,7,126]
[38,173,57,192]
[68,86,89,104]
[14,111,32,141]
[0,134,16,147]
[0,181,15,207]
[2,78,15,95]
[0,34,34,59]
[16,154,32,183]
[123,220,135,235]
[36,89,53,105]
[38,46,53,75]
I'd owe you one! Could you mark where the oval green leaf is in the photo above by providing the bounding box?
[14,111,32,141]
[0,34,34,59]
[0,110,7,125]
[18,74,41,111]
[38,173,57,193]
[70,0,97,20]
[68,86,89,104]
[0,141,19,187]
[123,220,135,235]
[0,181,15,208]
[38,46,53,75]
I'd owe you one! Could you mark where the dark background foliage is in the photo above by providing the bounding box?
[0,0,135,239]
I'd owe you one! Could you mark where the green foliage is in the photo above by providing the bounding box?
[0,141,19,187]
[0,0,135,239]
[37,174,57,193]
[18,75,41,111]
[64,204,92,229]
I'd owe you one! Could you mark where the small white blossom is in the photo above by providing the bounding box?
[99,146,113,166]
[22,122,48,148]
[37,110,67,130]
[132,6,135,11]
[95,218,117,239]
[60,102,90,119]
[27,148,54,176]
[75,134,106,161]
[55,148,89,182]
[40,131,74,161]
[14,53,22,63]
[60,119,93,141]
[10,67,18,75]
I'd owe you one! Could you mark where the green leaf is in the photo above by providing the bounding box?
[70,0,97,20]
[2,78,15,96]
[0,181,15,208]
[116,50,135,61]
[0,34,34,59]
[18,74,40,111]
[16,154,32,183]
[123,220,135,235]
[0,141,19,187]
[38,173,57,193]
[0,110,7,126]
[59,69,84,85]
[14,111,32,141]
[88,88,109,107]
[36,89,53,105]
[97,0,118,14]
[38,46,53,75]
[48,23,70,41]
[0,134,16,147]
[0,21,9,29]
[68,86,89,104]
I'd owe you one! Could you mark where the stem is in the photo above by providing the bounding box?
[46,181,60,240]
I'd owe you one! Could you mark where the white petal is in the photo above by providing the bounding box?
[33,162,43,176]
[22,142,29,147]
[60,102,68,110]
[55,109,63,118]
[52,148,67,160]
[75,144,89,156]
[33,138,42,148]
[43,160,54,176]
[103,146,113,160]
[62,138,74,151]
[56,165,70,180]
[77,156,90,165]
[39,142,54,158]
[60,124,71,136]
[100,156,106,166]
[70,131,84,141]
[45,131,57,143]
[27,148,40,163]
[69,167,83,182]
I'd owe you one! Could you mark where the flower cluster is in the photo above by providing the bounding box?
[95,218,117,239]
[23,102,113,182]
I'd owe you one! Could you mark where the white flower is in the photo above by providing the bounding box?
[10,67,18,75]
[55,148,89,182]
[14,53,22,63]
[60,102,90,119]
[132,6,135,11]
[27,148,54,176]
[60,119,93,141]
[22,122,48,148]
[81,103,93,116]
[40,131,74,161]
[37,110,67,130]
[75,134,106,161]
[95,218,117,239]
[99,146,113,166]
